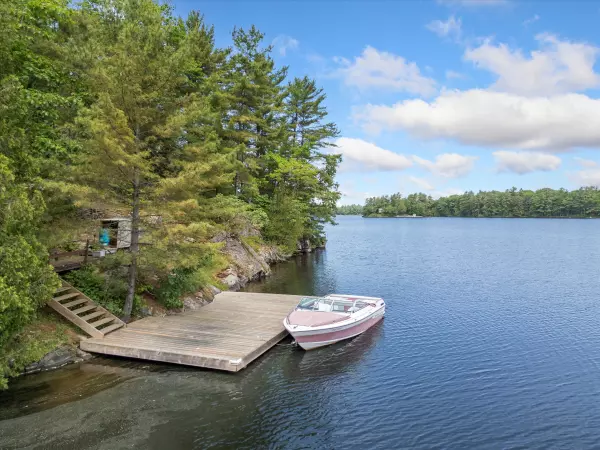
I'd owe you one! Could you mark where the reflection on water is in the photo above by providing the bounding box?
[0,359,135,420]
[3,217,600,449]
[286,321,383,380]
[244,250,337,296]
[0,253,331,425]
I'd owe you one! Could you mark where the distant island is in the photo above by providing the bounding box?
[337,187,600,218]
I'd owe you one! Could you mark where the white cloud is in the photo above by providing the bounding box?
[569,169,600,187]
[335,137,413,172]
[523,14,540,26]
[412,153,477,178]
[356,90,600,152]
[335,46,437,96]
[493,151,561,174]
[446,70,466,79]
[272,35,299,56]
[465,34,600,96]
[408,176,435,191]
[306,53,325,63]
[438,0,508,6]
[426,15,462,40]
[574,157,598,168]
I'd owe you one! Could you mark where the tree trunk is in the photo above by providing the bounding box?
[123,169,140,322]
[234,172,239,197]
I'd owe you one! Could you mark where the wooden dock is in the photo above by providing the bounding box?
[80,292,301,372]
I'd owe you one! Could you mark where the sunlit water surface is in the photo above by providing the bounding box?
[2,217,600,449]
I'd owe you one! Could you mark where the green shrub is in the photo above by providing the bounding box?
[155,268,199,309]
[63,265,142,317]
[0,158,61,387]
[154,251,225,309]
[0,312,71,389]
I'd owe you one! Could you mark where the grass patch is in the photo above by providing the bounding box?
[0,311,75,389]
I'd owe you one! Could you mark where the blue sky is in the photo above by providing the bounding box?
[174,0,600,204]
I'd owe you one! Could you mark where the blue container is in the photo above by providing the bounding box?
[99,228,110,246]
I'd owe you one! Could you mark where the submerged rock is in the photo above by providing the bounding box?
[23,345,92,375]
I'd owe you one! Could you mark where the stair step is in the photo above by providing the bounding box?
[63,298,88,308]
[47,278,123,338]
[80,310,105,321]
[47,301,103,339]
[91,317,115,328]
[99,323,124,334]
[54,287,72,294]
[54,292,80,302]
[72,304,96,315]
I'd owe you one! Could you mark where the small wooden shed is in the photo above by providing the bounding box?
[100,218,132,249]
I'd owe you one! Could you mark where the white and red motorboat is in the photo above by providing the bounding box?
[283,294,385,350]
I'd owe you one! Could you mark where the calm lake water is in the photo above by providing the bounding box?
[2,216,600,449]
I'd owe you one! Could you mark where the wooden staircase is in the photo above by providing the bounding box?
[48,282,126,338]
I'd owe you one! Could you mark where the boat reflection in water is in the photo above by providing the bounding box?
[282,319,384,379]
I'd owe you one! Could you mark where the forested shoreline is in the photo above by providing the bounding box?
[0,0,340,386]
[337,187,600,218]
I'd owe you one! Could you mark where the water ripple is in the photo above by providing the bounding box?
[3,218,600,449]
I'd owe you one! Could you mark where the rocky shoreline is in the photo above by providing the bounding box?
[213,232,290,292]
[22,234,318,376]
[23,346,94,375]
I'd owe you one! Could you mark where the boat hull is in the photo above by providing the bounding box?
[288,307,385,350]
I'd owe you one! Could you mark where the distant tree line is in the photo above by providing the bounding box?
[342,187,600,218]
[336,204,363,215]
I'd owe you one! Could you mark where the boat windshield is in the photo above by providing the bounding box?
[297,297,323,310]
[296,297,371,314]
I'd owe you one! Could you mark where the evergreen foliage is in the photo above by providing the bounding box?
[46,0,340,318]
[336,204,364,215]
[0,0,341,384]
[0,156,60,386]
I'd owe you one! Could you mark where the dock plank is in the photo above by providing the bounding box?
[80,292,301,372]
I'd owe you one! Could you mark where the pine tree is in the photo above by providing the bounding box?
[70,0,235,320]
[283,77,341,245]
[285,76,339,157]
[0,0,345,387]
[224,26,288,201]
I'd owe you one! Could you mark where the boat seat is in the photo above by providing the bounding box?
[287,311,347,327]
[317,302,332,312]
